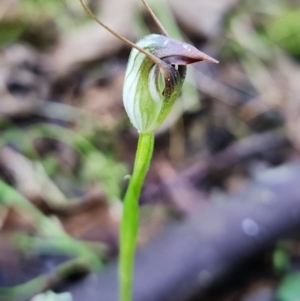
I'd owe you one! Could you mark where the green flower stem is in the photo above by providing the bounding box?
[119,132,155,301]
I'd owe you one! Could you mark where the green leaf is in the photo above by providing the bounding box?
[266,9,300,57]
[277,273,300,301]
[273,248,290,273]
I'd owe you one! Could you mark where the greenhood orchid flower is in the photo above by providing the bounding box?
[79,0,218,134]
[79,1,219,301]
[123,34,218,133]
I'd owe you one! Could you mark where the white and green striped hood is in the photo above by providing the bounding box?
[123,34,217,133]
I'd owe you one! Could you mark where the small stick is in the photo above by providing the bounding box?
[78,0,165,68]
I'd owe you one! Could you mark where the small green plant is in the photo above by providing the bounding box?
[79,1,218,300]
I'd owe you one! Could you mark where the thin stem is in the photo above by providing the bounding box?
[78,0,164,68]
[119,132,155,301]
[140,0,169,37]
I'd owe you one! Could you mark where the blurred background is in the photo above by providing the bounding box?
[0,0,300,300]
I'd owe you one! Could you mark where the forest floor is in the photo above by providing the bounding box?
[0,0,300,300]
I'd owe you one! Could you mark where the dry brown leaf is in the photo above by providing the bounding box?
[0,147,68,209]
[280,55,300,150]
[0,44,48,116]
[48,0,136,77]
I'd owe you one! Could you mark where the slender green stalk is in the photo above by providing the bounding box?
[119,132,155,301]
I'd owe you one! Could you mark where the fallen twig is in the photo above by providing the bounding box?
[65,160,300,301]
